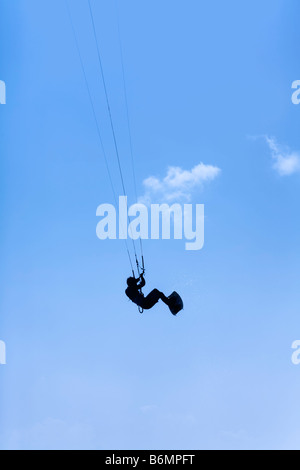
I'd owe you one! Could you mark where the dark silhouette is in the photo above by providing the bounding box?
[125,273,183,315]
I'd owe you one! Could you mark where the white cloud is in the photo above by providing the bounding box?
[265,136,300,176]
[140,163,221,204]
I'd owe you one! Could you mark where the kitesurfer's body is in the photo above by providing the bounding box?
[125,273,171,310]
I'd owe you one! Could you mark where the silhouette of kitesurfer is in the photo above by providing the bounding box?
[125,273,183,315]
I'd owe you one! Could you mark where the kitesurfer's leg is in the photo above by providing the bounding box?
[159,292,171,306]
[142,289,161,309]
[143,289,171,309]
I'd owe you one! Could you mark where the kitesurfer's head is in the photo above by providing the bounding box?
[127,277,136,288]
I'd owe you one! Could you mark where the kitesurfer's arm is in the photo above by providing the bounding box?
[137,274,145,289]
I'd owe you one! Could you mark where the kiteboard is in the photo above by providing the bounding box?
[168,291,183,315]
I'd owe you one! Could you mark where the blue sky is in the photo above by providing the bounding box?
[1,0,300,450]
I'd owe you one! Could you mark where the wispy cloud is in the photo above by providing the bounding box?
[140,404,159,414]
[265,136,300,176]
[140,163,221,204]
